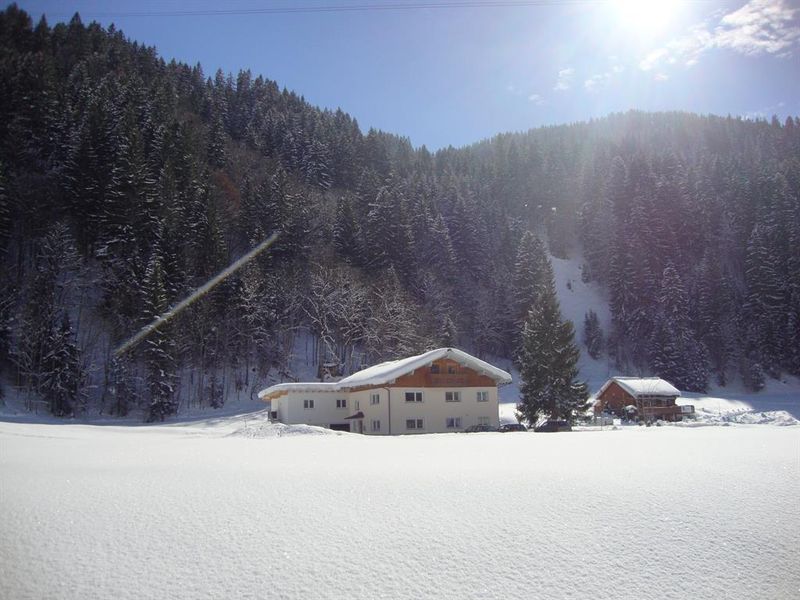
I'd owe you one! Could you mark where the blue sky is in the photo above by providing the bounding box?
[15,0,800,149]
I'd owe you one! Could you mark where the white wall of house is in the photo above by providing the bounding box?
[273,386,499,435]
[385,386,499,435]
[272,391,353,429]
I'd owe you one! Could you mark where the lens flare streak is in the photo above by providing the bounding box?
[114,232,280,358]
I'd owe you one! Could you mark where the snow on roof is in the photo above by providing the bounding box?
[257,382,340,399]
[338,347,512,387]
[258,348,512,400]
[598,376,681,398]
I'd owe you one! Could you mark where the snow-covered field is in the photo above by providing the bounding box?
[1,413,798,600]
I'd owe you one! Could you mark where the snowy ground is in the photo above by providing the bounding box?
[2,413,798,600]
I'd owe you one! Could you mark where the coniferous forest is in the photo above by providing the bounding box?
[1,5,799,419]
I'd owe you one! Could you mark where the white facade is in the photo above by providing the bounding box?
[270,389,353,431]
[259,348,511,435]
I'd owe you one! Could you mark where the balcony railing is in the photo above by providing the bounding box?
[429,374,469,386]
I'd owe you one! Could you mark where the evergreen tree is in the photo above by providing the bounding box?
[0,162,10,253]
[332,194,361,265]
[582,309,604,359]
[517,255,588,424]
[742,221,783,377]
[649,264,709,392]
[511,231,547,327]
[40,313,83,416]
[106,355,138,417]
[141,246,177,421]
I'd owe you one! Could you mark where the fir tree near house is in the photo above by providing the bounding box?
[516,242,588,425]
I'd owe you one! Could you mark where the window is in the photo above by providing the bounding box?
[476,391,489,403]
[446,417,462,429]
[445,391,461,402]
[303,399,315,409]
[406,418,424,430]
[478,416,490,426]
[370,393,380,405]
[447,365,456,374]
[336,398,347,409]
[430,364,440,374]
[371,419,381,432]
[405,391,423,403]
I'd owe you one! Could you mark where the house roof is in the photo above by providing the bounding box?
[258,348,512,400]
[597,376,681,398]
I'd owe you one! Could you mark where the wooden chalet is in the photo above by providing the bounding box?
[593,377,693,422]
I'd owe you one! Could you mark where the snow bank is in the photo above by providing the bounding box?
[229,420,346,438]
[678,387,800,426]
[723,410,799,426]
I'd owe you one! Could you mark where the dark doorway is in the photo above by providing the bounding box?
[329,423,351,432]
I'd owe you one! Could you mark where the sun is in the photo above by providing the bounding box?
[610,0,683,36]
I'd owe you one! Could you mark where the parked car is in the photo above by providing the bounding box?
[497,423,527,432]
[534,420,572,432]
[464,424,496,432]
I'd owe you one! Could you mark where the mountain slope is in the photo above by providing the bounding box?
[1,6,799,419]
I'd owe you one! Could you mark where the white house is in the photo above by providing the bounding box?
[258,348,512,434]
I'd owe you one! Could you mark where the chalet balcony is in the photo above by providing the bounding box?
[428,374,470,386]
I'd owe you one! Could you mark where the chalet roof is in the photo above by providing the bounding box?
[258,348,512,400]
[597,377,681,398]
[337,347,512,387]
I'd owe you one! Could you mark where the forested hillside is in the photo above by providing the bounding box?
[1,5,799,419]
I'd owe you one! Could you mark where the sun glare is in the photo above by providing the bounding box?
[611,0,683,36]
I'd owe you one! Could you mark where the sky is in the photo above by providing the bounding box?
[14,0,800,150]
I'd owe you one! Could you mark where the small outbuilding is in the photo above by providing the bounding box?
[593,376,693,422]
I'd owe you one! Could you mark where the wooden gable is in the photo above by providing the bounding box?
[596,380,635,410]
[389,358,496,388]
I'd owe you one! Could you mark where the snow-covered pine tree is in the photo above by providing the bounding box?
[511,231,547,328]
[237,263,276,376]
[15,223,79,406]
[0,162,10,253]
[267,165,309,260]
[106,355,138,417]
[582,309,604,359]
[141,246,178,421]
[16,272,56,404]
[742,221,783,379]
[333,194,361,265]
[578,168,614,283]
[364,182,414,277]
[649,264,709,392]
[40,312,83,416]
[207,113,227,169]
[787,209,800,375]
[206,373,224,409]
[425,212,457,279]
[693,251,734,385]
[448,192,485,273]
[517,253,588,425]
